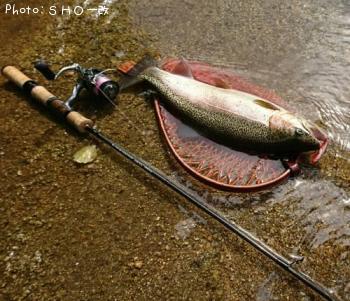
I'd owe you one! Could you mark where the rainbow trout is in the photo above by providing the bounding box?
[125,60,321,154]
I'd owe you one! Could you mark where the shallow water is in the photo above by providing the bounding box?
[130,0,350,296]
[1,0,349,300]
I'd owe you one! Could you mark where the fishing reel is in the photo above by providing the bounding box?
[34,60,119,109]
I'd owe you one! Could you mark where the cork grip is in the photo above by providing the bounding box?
[1,66,93,133]
[31,85,56,106]
[2,65,31,87]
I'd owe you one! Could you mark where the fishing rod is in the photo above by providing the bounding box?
[1,65,340,301]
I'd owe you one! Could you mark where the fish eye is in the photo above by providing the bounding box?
[295,128,305,136]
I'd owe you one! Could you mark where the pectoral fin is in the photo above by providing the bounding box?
[254,99,280,110]
[213,77,232,89]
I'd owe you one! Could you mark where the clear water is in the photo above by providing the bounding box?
[130,0,350,299]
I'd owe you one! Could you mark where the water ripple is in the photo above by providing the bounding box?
[272,179,350,248]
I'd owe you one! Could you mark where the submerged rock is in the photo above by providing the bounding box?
[73,145,98,164]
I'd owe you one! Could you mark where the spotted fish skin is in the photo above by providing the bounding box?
[140,66,320,154]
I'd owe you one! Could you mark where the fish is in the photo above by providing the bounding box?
[121,57,323,155]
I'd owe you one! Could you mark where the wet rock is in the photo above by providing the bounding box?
[34,251,42,264]
[175,218,197,239]
[134,260,143,269]
[114,50,125,58]
[345,282,350,293]
[128,258,143,269]
[73,145,98,164]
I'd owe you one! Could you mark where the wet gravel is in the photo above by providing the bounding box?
[1,0,349,300]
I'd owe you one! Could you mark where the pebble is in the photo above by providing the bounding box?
[345,283,350,293]
[134,260,143,269]
[34,251,42,263]
[73,145,98,164]
[114,50,125,58]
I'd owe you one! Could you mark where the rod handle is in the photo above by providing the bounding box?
[1,65,93,133]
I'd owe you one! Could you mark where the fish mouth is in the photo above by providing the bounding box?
[307,125,329,164]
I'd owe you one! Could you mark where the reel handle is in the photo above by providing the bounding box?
[34,60,56,80]
[1,66,93,133]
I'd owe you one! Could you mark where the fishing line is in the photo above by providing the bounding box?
[93,68,147,145]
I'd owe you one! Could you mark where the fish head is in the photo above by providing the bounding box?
[270,111,321,152]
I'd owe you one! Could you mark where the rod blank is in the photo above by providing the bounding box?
[87,127,338,301]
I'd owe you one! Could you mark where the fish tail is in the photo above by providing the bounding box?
[119,55,158,90]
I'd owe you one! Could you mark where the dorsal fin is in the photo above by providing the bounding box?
[171,57,194,78]
[254,99,280,110]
